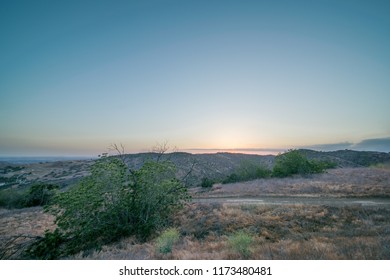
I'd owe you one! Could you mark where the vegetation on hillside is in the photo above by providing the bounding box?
[223,161,271,184]
[272,149,336,178]
[0,183,59,209]
[26,156,190,259]
[1,166,390,260]
[220,150,337,184]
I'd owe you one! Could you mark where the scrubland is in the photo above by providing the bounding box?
[1,167,389,260]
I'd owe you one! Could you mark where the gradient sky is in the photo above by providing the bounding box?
[1,0,389,156]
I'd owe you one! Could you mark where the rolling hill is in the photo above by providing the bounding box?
[1,149,389,189]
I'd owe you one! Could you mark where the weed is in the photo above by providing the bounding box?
[155,228,180,254]
[228,230,253,259]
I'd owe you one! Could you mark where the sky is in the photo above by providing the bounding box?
[1,0,389,156]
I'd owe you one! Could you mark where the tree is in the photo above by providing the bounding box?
[28,154,190,258]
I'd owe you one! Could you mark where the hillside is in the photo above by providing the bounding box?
[299,149,390,167]
[1,150,389,189]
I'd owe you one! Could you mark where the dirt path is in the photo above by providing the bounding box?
[194,196,390,208]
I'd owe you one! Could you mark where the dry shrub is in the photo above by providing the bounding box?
[0,207,55,259]
[69,236,154,260]
[3,198,390,259]
[169,235,229,260]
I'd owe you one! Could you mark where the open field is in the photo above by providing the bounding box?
[1,166,389,260]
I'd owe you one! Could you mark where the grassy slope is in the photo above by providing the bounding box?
[1,166,390,260]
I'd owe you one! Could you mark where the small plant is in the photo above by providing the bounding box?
[155,228,180,254]
[228,230,253,259]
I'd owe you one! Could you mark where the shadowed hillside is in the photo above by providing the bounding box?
[299,149,390,168]
[122,152,274,186]
[1,150,389,189]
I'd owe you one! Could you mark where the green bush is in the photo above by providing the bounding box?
[0,183,59,209]
[25,229,64,260]
[155,228,180,254]
[272,149,333,177]
[25,183,59,207]
[28,156,190,259]
[0,188,27,208]
[223,161,271,184]
[228,230,253,259]
[201,177,214,188]
[222,173,240,184]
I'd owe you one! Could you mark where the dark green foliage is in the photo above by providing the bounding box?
[28,156,190,258]
[0,175,20,186]
[25,229,65,260]
[0,188,27,208]
[0,165,24,174]
[223,173,240,184]
[201,177,214,188]
[0,183,59,209]
[223,161,271,184]
[272,149,332,177]
[24,183,59,207]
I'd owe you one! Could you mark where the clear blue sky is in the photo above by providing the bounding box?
[1,0,389,156]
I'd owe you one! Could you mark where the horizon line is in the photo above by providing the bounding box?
[1,147,389,159]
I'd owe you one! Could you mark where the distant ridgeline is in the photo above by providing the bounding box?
[297,149,390,168]
[120,149,390,186]
[0,150,389,188]
[0,156,96,164]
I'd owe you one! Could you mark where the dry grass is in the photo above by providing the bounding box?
[2,202,389,260]
[2,167,390,260]
[65,202,390,260]
[194,167,390,198]
[167,203,390,259]
[0,207,55,259]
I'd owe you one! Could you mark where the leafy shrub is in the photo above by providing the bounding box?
[201,177,214,188]
[29,156,190,258]
[155,228,180,254]
[223,161,271,184]
[222,173,240,184]
[272,150,332,177]
[228,230,253,259]
[0,188,27,208]
[24,183,59,207]
[25,229,64,260]
[0,183,59,209]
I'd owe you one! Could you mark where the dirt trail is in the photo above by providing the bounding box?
[194,196,390,208]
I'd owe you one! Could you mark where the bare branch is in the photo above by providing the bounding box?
[0,235,41,260]
[109,143,126,163]
[152,141,170,162]
[181,159,197,187]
